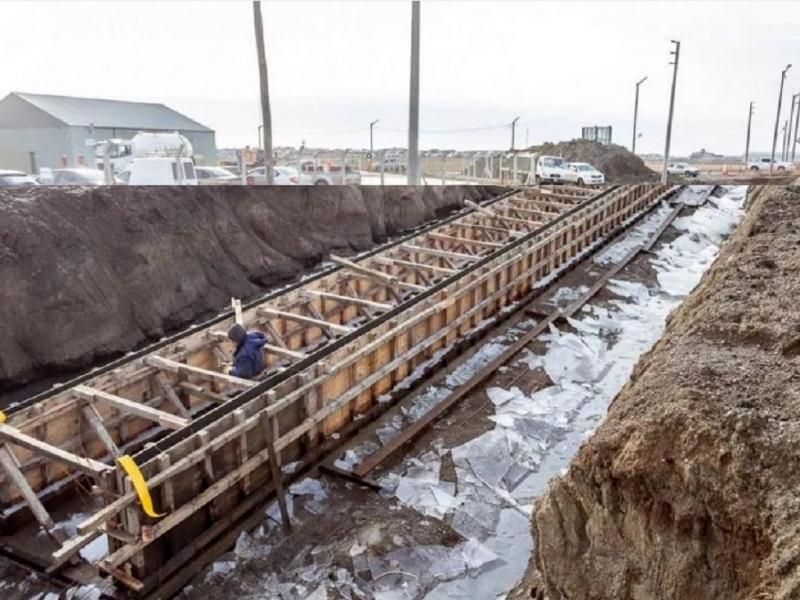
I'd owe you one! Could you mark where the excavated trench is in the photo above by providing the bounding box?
[155,185,752,599]
[517,185,800,600]
[0,184,503,405]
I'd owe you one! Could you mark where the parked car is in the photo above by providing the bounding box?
[117,157,198,185]
[46,168,107,185]
[246,166,299,185]
[747,157,793,172]
[0,169,39,187]
[564,162,605,186]
[666,162,699,177]
[195,166,240,185]
[285,161,361,185]
[535,155,568,184]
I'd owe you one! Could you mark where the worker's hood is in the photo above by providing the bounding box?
[237,331,268,352]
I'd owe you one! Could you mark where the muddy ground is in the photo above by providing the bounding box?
[0,184,503,404]
[519,185,800,600]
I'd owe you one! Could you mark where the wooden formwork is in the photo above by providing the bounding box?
[0,184,676,593]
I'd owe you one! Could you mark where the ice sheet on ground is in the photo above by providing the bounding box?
[289,477,328,502]
[543,285,589,309]
[593,202,674,266]
[445,343,507,387]
[52,512,109,562]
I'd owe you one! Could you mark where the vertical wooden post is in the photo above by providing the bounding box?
[259,412,291,533]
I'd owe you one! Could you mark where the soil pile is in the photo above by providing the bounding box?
[520,185,800,599]
[0,184,503,402]
[536,139,657,182]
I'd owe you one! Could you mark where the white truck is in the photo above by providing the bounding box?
[747,157,793,172]
[102,132,198,185]
[534,155,569,184]
[96,132,194,173]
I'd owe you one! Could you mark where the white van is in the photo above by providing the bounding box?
[117,157,198,185]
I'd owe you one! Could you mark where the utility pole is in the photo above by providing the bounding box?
[661,40,680,184]
[407,1,421,185]
[253,1,274,185]
[793,94,800,162]
[632,76,647,154]
[369,119,379,155]
[770,64,791,175]
[781,121,787,160]
[744,101,754,165]
[510,116,520,151]
[786,95,796,158]
[786,93,798,159]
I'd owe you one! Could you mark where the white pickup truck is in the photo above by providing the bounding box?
[535,155,569,184]
[666,162,699,178]
[747,157,793,172]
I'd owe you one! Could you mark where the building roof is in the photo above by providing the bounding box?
[9,92,213,132]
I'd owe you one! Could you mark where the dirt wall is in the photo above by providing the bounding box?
[520,185,800,599]
[0,184,504,402]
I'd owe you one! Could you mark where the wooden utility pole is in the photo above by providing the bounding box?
[661,40,680,185]
[744,101,754,165]
[770,64,791,175]
[253,1,274,185]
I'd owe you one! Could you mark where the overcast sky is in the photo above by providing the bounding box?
[2,1,799,155]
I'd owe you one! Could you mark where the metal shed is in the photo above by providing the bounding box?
[0,92,216,172]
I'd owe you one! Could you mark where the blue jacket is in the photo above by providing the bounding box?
[229,331,268,379]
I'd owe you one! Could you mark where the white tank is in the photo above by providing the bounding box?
[130,132,194,158]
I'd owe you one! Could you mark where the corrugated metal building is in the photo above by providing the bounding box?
[0,92,216,172]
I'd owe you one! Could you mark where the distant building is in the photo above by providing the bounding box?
[0,92,216,172]
[689,148,723,161]
[581,125,613,145]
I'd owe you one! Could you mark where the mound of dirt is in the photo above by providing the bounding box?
[0,184,503,403]
[518,185,800,599]
[536,139,657,182]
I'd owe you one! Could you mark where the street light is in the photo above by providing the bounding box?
[510,116,520,151]
[632,76,647,155]
[770,63,791,175]
[369,119,379,155]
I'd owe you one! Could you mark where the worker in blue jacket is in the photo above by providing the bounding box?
[226,323,268,379]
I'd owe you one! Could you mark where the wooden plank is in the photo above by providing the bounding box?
[145,355,256,389]
[178,382,229,404]
[464,199,532,226]
[258,306,354,336]
[0,423,110,477]
[374,256,456,276]
[329,254,396,286]
[301,289,393,312]
[330,254,426,294]
[260,412,290,532]
[81,404,122,458]
[428,232,503,249]
[263,343,307,361]
[231,297,243,325]
[73,385,189,431]
[400,244,477,262]
[263,321,289,349]
[0,445,55,530]
[154,373,191,419]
